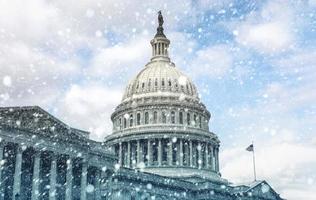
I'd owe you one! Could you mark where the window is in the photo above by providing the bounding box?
[148,79,151,87]
[153,111,158,124]
[194,114,197,127]
[187,113,191,125]
[142,82,145,89]
[119,118,122,130]
[179,112,183,124]
[145,112,149,124]
[171,111,175,124]
[168,79,172,87]
[155,78,158,87]
[124,118,127,128]
[162,78,165,87]
[137,113,141,125]
[199,116,202,128]
[162,111,167,124]
[129,114,133,127]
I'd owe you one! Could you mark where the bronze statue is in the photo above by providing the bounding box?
[158,11,164,27]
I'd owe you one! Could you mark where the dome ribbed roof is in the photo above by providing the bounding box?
[122,61,199,102]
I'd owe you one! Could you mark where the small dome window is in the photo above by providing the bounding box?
[145,112,149,124]
[168,79,172,87]
[162,78,165,87]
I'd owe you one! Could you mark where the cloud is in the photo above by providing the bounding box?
[234,1,295,53]
[56,84,122,141]
[188,45,233,78]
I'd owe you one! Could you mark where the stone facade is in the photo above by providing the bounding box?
[0,15,284,200]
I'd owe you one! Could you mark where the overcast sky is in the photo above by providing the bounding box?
[0,0,316,199]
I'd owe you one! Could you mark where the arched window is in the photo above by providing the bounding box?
[145,112,149,124]
[124,118,127,128]
[119,118,122,130]
[129,114,133,127]
[162,111,167,124]
[171,111,175,124]
[168,79,172,87]
[179,112,183,124]
[199,116,202,128]
[162,78,165,87]
[193,114,197,127]
[153,111,158,124]
[187,113,191,125]
[137,113,141,125]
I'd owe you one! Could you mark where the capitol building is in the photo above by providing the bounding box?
[0,13,283,200]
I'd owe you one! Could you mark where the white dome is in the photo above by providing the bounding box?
[122,60,199,102]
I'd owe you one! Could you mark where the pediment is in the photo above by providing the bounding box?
[0,106,89,140]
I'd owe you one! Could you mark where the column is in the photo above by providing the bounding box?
[49,154,57,200]
[95,170,101,200]
[212,147,216,171]
[80,160,88,200]
[168,139,172,166]
[179,139,183,166]
[31,151,41,200]
[189,140,193,167]
[137,140,141,164]
[158,139,162,166]
[127,142,131,167]
[118,143,122,166]
[198,142,202,169]
[215,147,219,172]
[65,158,73,200]
[13,145,22,200]
[147,140,152,166]
[0,141,5,200]
[205,143,209,169]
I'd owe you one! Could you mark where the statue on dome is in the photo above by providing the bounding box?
[158,10,164,27]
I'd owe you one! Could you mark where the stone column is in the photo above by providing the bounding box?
[0,141,5,200]
[31,151,41,200]
[147,140,152,166]
[205,143,209,169]
[65,158,73,200]
[168,139,172,166]
[80,160,88,200]
[118,143,122,166]
[212,147,216,171]
[158,139,162,166]
[137,140,142,164]
[189,140,193,167]
[179,139,183,166]
[13,145,23,200]
[95,169,101,200]
[215,147,219,172]
[49,153,57,200]
[127,142,131,168]
[198,142,202,169]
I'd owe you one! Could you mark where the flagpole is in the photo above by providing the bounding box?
[252,141,257,181]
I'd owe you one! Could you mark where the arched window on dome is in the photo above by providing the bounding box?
[162,111,167,124]
[142,82,145,89]
[145,112,149,124]
[174,79,178,91]
[153,111,158,124]
[168,79,172,87]
[193,114,197,127]
[137,113,141,125]
[199,116,202,128]
[187,113,191,126]
[129,114,133,127]
[124,118,127,128]
[119,118,122,130]
[179,112,183,124]
[171,111,175,124]
[162,78,165,87]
